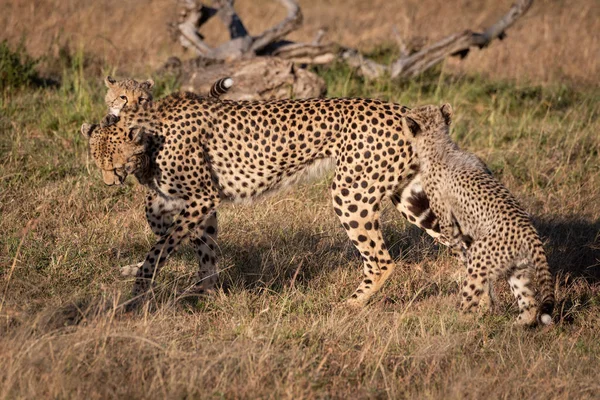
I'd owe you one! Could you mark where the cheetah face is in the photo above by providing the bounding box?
[81,122,148,186]
[104,76,154,116]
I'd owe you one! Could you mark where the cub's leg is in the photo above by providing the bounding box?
[460,240,494,314]
[508,262,538,326]
[391,175,444,244]
[331,179,395,307]
[448,218,472,265]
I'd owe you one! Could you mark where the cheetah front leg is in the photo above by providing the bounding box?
[120,191,181,277]
[129,192,220,306]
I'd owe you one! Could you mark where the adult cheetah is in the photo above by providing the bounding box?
[100,76,236,278]
[81,92,444,307]
[405,104,554,325]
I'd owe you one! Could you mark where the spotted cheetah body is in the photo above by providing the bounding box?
[406,104,555,325]
[82,92,446,306]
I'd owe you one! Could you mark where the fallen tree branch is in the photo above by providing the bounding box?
[171,0,533,80]
[390,0,533,78]
[249,0,303,53]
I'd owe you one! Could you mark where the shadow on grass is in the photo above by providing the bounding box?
[532,216,600,324]
[29,215,597,330]
[534,216,600,283]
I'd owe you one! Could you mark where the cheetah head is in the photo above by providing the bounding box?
[403,103,453,139]
[81,122,149,186]
[104,76,154,116]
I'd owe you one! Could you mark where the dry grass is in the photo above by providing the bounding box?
[1,52,599,397]
[1,0,599,85]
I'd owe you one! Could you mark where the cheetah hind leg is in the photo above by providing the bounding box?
[184,211,219,298]
[459,241,493,315]
[331,183,395,308]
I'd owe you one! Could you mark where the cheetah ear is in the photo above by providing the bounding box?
[81,123,98,139]
[142,79,155,90]
[128,126,146,145]
[440,103,453,126]
[104,76,116,88]
[405,117,421,137]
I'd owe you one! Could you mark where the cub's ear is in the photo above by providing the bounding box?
[104,76,116,88]
[440,103,453,125]
[142,79,154,90]
[404,117,421,137]
[128,126,146,145]
[81,123,98,139]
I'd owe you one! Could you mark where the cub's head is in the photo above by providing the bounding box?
[81,122,149,186]
[104,76,154,116]
[403,103,453,142]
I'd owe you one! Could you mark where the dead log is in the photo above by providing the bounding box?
[170,0,533,83]
[389,0,533,78]
[161,56,326,100]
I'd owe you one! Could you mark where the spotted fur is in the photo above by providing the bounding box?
[82,92,446,307]
[104,76,154,119]
[406,104,555,325]
[101,76,233,129]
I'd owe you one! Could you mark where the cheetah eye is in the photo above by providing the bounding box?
[120,95,127,100]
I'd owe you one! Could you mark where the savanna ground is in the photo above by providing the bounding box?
[1,0,599,398]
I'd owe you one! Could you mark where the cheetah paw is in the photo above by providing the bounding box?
[120,262,143,276]
[345,296,367,309]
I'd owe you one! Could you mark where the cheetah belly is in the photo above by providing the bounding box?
[215,157,335,203]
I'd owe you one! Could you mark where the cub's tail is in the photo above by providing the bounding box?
[531,240,555,325]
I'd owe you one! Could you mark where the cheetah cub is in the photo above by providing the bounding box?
[102,76,233,128]
[103,76,154,125]
[405,104,554,326]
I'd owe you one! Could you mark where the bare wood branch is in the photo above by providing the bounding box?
[272,42,338,64]
[250,0,303,54]
[390,0,534,78]
[171,56,326,100]
[340,49,388,80]
[170,0,533,85]
[178,8,213,55]
[213,0,249,39]
[176,0,218,55]
[477,0,533,47]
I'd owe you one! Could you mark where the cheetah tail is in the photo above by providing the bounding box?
[532,245,555,325]
[209,77,233,99]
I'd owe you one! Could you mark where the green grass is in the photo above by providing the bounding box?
[0,58,599,399]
